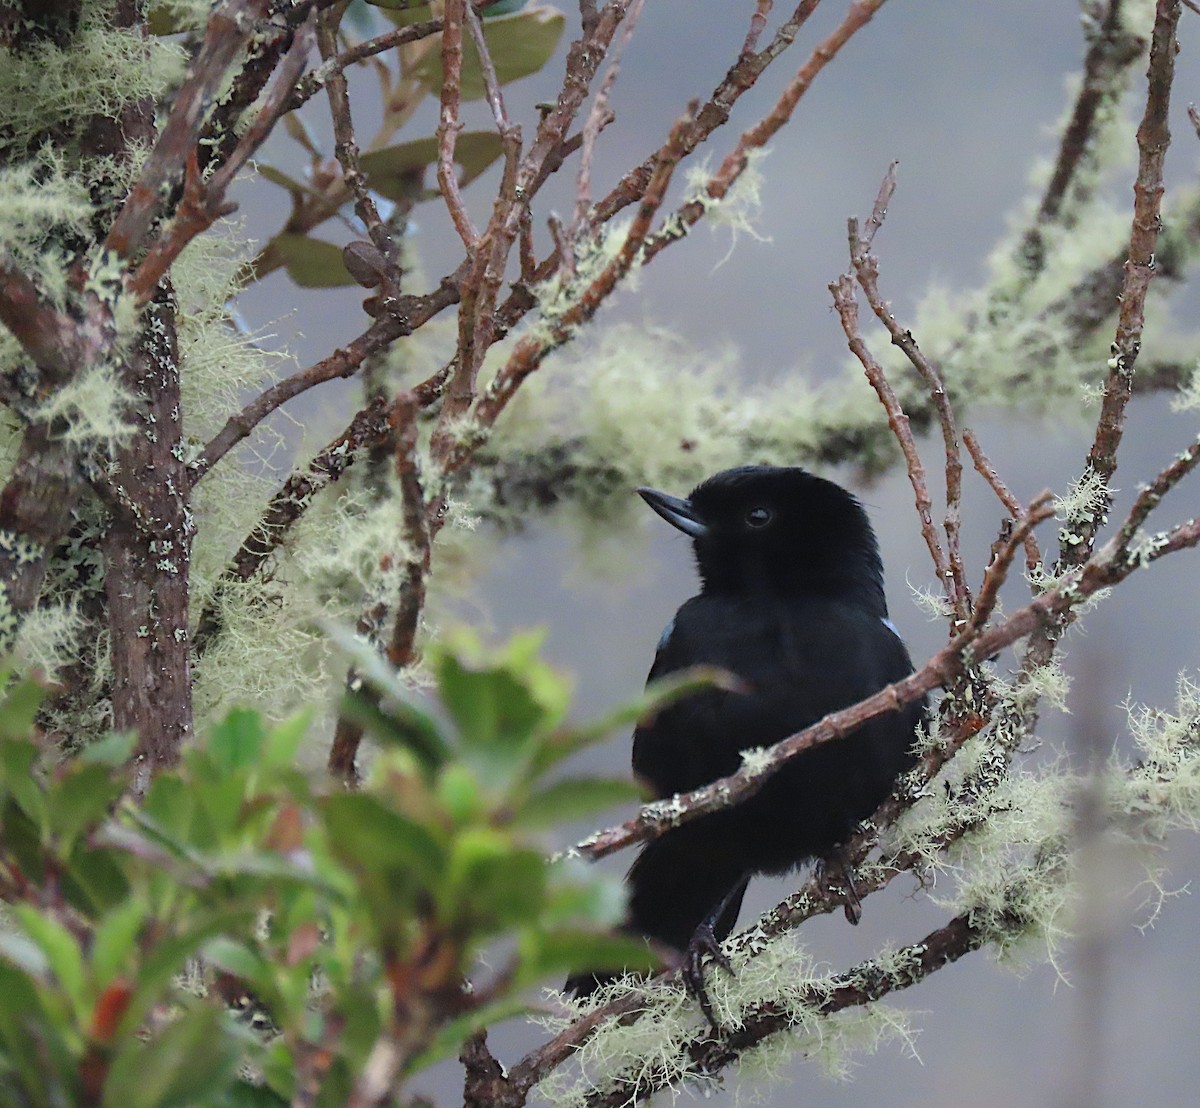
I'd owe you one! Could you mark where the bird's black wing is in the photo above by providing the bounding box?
[632,593,921,854]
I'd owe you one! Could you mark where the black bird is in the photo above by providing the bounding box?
[568,465,924,1022]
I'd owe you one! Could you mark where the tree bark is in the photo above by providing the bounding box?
[104,286,193,781]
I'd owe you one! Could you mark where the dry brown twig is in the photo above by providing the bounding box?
[570,0,646,239]
[1073,0,1180,563]
[129,17,318,303]
[436,0,478,250]
[845,168,973,627]
[964,427,1044,574]
[317,8,397,272]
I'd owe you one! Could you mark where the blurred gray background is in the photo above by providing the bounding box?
[236,2,1200,1103]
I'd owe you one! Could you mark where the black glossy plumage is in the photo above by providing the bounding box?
[570,466,923,1001]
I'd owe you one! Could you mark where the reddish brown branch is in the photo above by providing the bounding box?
[843,170,972,626]
[128,17,316,303]
[0,261,98,383]
[964,428,1044,574]
[829,273,951,609]
[570,0,644,238]
[442,107,696,478]
[591,0,823,229]
[1074,0,1179,562]
[188,273,463,484]
[192,395,398,658]
[1017,0,1149,275]
[640,0,890,264]
[104,0,272,263]
[317,9,397,273]
[437,0,478,250]
[187,316,405,482]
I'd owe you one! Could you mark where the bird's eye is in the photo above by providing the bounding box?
[745,506,772,528]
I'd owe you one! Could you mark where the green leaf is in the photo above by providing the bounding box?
[209,708,267,773]
[261,710,313,771]
[119,912,255,1039]
[63,840,132,915]
[203,937,270,988]
[531,664,734,777]
[542,857,625,928]
[322,794,445,883]
[0,963,78,1105]
[92,898,147,987]
[369,0,433,18]
[219,1083,290,1108]
[445,837,545,928]
[257,164,311,197]
[410,5,565,101]
[517,928,659,983]
[436,654,542,747]
[271,234,356,288]
[0,929,50,978]
[48,763,125,849]
[11,906,86,1018]
[103,1005,241,1108]
[0,738,47,829]
[359,131,505,201]
[516,776,640,828]
[436,764,482,824]
[141,773,194,839]
[339,687,449,778]
[0,675,48,739]
[77,730,137,768]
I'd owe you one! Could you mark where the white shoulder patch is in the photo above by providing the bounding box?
[881,617,902,640]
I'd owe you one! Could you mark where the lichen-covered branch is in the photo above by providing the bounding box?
[1079,0,1179,536]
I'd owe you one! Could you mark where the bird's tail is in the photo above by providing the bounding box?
[565,824,747,999]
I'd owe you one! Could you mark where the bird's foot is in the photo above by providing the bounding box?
[681,922,734,1033]
[817,851,863,925]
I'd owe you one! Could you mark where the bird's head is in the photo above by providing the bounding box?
[637,465,887,612]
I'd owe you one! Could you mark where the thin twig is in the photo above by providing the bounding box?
[317,6,397,268]
[570,0,645,238]
[964,427,1043,573]
[105,0,271,263]
[129,18,316,303]
[1016,0,1149,277]
[192,396,397,657]
[1072,0,1180,564]
[437,0,478,249]
[640,0,891,264]
[442,107,697,478]
[188,316,405,483]
[741,0,775,56]
[847,198,972,625]
[968,494,1055,632]
[591,0,823,229]
[829,272,952,609]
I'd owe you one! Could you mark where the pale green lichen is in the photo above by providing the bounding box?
[536,934,917,1107]
[0,1,186,157]
[679,147,772,265]
[12,597,85,684]
[30,364,136,451]
[0,150,93,306]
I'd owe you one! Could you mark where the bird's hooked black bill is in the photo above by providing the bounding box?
[637,487,708,538]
